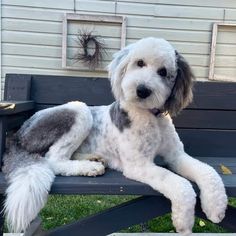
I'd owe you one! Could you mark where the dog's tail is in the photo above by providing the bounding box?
[3,143,55,233]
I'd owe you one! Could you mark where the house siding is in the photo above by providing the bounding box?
[1,0,236,97]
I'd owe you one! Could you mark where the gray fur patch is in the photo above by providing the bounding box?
[16,108,76,155]
[3,141,43,178]
[163,51,194,117]
[109,102,131,132]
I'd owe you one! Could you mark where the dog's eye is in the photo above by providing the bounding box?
[157,67,167,77]
[137,60,145,68]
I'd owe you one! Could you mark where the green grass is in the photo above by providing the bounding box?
[40,195,236,233]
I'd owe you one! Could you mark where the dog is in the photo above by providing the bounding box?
[3,37,227,235]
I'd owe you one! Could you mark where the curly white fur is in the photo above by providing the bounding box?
[4,37,227,235]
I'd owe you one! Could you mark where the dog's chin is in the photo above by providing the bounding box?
[122,96,164,111]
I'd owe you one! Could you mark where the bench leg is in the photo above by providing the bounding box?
[43,196,171,236]
[24,217,45,236]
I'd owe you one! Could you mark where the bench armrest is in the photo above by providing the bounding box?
[0,101,35,116]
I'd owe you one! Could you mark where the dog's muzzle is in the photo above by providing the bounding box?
[136,84,152,99]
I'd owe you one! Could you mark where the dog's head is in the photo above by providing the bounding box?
[108,37,194,116]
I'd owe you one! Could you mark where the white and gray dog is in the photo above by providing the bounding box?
[3,37,227,235]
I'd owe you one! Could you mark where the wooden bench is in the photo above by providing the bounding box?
[0,74,236,236]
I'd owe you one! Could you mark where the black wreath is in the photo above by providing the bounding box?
[75,31,106,69]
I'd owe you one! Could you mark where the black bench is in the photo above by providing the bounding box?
[0,74,236,235]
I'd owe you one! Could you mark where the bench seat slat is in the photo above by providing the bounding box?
[0,156,235,196]
[0,172,235,196]
[0,101,34,116]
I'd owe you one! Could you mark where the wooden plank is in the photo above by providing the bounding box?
[1,30,206,50]
[5,75,236,110]
[66,13,123,23]
[217,22,236,27]
[0,167,235,195]
[225,9,236,20]
[44,196,170,236]
[2,23,213,44]
[61,14,67,69]
[0,101,34,115]
[2,55,110,70]
[216,44,236,56]
[2,55,208,78]
[35,106,236,130]
[118,0,236,9]
[2,67,108,79]
[6,113,31,130]
[2,5,64,22]
[214,68,236,78]
[177,129,236,157]
[213,74,236,83]
[189,81,236,110]
[127,16,213,31]
[1,43,117,61]
[209,23,218,80]
[1,43,216,62]
[174,109,236,130]
[75,0,116,14]
[2,5,217,32]
[116,2,224,19]
[4,74,31,100]
[215,56,236,67]
[2,0,74,10]
[24,217,43,236]
[31,75,114,106]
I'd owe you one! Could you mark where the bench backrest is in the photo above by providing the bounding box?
[4,74,236,157]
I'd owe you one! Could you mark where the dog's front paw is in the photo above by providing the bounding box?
[82,161,105,177]
[200,168,228,223]
[201,187,227,223]
[171,180,196,236]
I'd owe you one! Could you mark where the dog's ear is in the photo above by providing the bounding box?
[108,44,133,100]
[163,51,195,116]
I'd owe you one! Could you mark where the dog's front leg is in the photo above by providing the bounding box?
[163,150,228,224]
[122,160,196,235]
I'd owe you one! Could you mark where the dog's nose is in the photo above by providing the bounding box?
[136,84,152,99]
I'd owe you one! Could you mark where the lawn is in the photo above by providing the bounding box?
[40,195,236,233]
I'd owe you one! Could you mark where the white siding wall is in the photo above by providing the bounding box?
[1,0,236,97]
